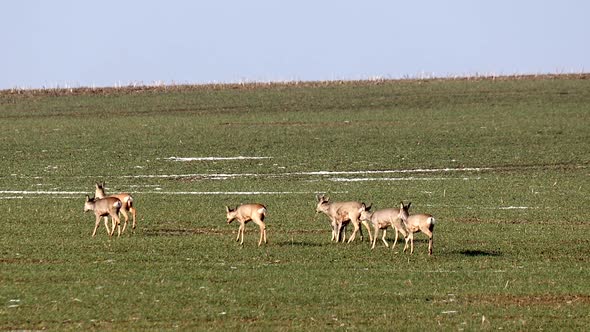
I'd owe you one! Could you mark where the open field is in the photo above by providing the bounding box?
[1,75,589,330]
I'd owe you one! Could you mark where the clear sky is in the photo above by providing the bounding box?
[1,0,589,89]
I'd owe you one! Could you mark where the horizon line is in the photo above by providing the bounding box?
[2,71,589,95]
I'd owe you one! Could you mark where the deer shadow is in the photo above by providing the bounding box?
[275,241,325,247]
[460,249,502,257]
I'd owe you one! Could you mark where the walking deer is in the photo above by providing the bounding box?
[95,182,137,233]
[83,195,122,237]
[359,205,408,250]
[225,203,268,246]
[315,194,372,244]
[399,202,436,255]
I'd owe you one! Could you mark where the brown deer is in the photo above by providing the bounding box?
[399,202,436,255]
[315,194,372,244]
[95,182,137,233]
[225,203,268,246]
[359,205,408,250]
[83,195,122,237]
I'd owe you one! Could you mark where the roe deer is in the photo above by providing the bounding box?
[399,202,436,255]
[84,195,122,237]
[315,194,372,244]
[359,205,408,250]
[95,182,137,233]
[226,203,268,246]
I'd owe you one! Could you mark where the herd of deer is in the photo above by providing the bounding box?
[223,194,436,255]
[83,185,435,255]
[314,194,435,255]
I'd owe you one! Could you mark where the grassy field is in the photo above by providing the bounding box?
[1,75,589,330]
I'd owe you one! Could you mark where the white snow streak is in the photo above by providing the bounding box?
[167,156,271,161]
[122,167,491,179]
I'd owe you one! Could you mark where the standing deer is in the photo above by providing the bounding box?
[225,203,268,246]
[399,202,436,255]
[83,195,122,237]
[95,182,137,234]
[359,205,408,250]
[315,194,372,244]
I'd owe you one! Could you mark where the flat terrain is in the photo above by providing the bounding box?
[1,75,589,330]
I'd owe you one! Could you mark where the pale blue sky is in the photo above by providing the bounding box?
[1,0,589,89]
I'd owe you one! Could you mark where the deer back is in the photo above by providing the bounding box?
[324,201,363,218]
[85,196,121,216]
[406,213,435,232]
[97,197,122,216]
[229,203,266,222]
[370,208,403,227]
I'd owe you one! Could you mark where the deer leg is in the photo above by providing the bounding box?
[344,223,350,243]
[121,220,127,235]
[336,222,345,243]
[109,216,119,237]
[371,227,379,249]
[421,227,434,255]
[343,224,349,243]
[114,214,122,237]
[347,221,360,243]
[392,228,399,250]
[119,208,129,234]
[256,220,267,246]
[340,223,346,243]
[92,215,101,237]
[130,206,137,230]
[363,220,373,243]
[382,229,389,247]
[104,216,112,236]
[403,234,411,253]
[235,224,242,242]
[110,217,115,236]
[239,223,245,245]
[358,221,364,242]
[330,221,337,241]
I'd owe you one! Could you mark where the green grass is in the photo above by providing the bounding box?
[1,76,590,330]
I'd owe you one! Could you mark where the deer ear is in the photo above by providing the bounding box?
[85,195,90,201]
[366,203,372,211]
[225,206,230,212]
[95,183,100,188]
[407,202,411,209]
